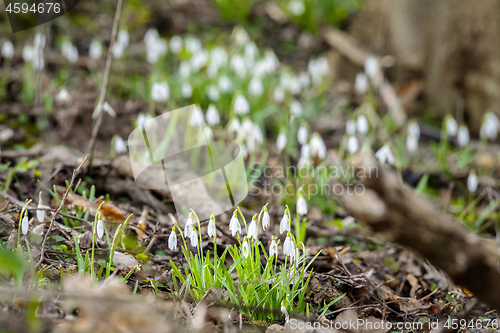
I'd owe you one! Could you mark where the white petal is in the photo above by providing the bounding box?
[97,219,104,239]
[21,216,29,235]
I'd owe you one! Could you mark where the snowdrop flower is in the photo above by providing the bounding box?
[229,210,241,236]
[231,55,247,78]
[346,119,356,135]
[262,208,270,231]
[190,50,209,72]
[181,82,193,98]
[34,33,46,49]
[355,73,368,94]
[233,26,250,46]
[89,40,103,60]
[184,214,193,238]
[310,133,326,159]
[279,209,290,234]
[136,114,152,128]
[308,57,329,85]
[263,50,279,73]
[62,41,79,63]
[144,28,159,46]
[21,216,29,235]
[300,144,310,159]
[103,102,116,117]
[356,115,369,135]
[190,225,198,247]
[288,0,305,15]
[185,37,202,53]
[168,228,177,251]
[179,61,191,79]
[227,118,241,137]
[480,112,500,140]
[206,105,220,125]
[22,45,34,62]
[406,134,418,153]
[241,238,250,258]
[364,56,380,79]
[407,121,420,139]
[269,236,278,257]
[117,30,129,47]
[298,72,310,89]
[297,195,308,216]
[457,124,470,147]
[1,41,14,59]
[234,94,250,115]
[56,89,71,103]
[170,36,183,54]
[445,116,458,136]
[290,100,303,117]
[468,171,478,193]
[219,75,233,93]
[146,38,167,64]
[248,215,258,240]
[202,126,213,142]
[208,214,216,238]
[190,105,205,127]
[207,85,220,101]
[208,47,228,77]
[274,87,285,103]
[115,136,127,154]
[112,42,125,59]
[151,82,170,102]
[288,76,301,95]
[32,51,44,71]
[244,42,259,65]
[375,144,395,165]
[297,126,308,145]
[347,136,359,154]
[37,193,45,223]
[276,133,287,152]
[283,233,294,256]
[95,219,103,239]
[281,303,289,323]
[248,77,264,97]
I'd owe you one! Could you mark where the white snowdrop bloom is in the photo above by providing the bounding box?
[406,134,418,153]
[209,47,228,69]
[288,0,306,15]
[276,133,287,152]
[281,305,289,323]
[144,28,159,47]
[457,125,470,147]
[248,77,264,97]
[22,45,34,62]
[355,73,368,94]
[32,51,45,71]
[202,126,213,142]
[184,216,193,238]
[244,42,259,65]
[190,226,198,247]
[248,216,258,240]
[231,55,247,78]
[407,121,420,138]
[56,89,71,103]
[274,87,285,103]
[89,40,103,60]
[115,136,127,154]
[34,33,46,49]
[233,26,250,46]
[21,216,29,235]
[480,112,500,140]
[219,75,233,93]
[297,126,308,145]
[185,37,202,54]
[207,85,220,101]
[179,61,191,79]
[170,36,183,54]
[445,116,458,136]
[181,82,193,98]
[310,134,326,159]
[1,41,14,59]
[356,115,369,135]
[146,38,167,64]
[151,82,170,102]
[190,105,205,127]
[205,105,220,126]
[103,101,116,117]
[263,50,279,73]
[279,211,290,234]
[262,210,270,231]
[283,234,294,256]
[288,76,301,95]
[308,58,329,86]
[269,237,278,257]
[346,119,356,135]
[229,211,241,236]
[241,238,250,258]
[347,135,359,154]
[61,41,78,63]
[301,144,310,159]
[234,94,250,115]
[190,50,209,72]
[227,118,241,137]
[253,60,269,78]
[297,196,308,216]
[168,229,177,251]
[117,30,129,48]
[37,203,45,223]
[112,42,125,59]
[208,215,216,238]
[364,56,380,79]
[136,114,152,128]
[375,144,395,165]
[468,171,478,193]
[298,71,310,89]
[97,219,104,239]
[290,100,303,117]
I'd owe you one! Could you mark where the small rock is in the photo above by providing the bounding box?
[266,324,284,332]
